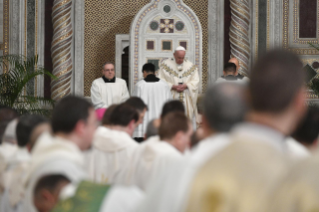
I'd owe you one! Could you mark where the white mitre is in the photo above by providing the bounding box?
[175,46,186,52]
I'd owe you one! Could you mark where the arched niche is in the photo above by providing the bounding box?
[129,0,202,92]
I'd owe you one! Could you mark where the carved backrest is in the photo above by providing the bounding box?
[130,0,202,92]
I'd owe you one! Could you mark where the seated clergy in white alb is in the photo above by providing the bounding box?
[158,46,199,122]
[115,112,193,191]
[133,63,172,139]
[90,62,130,109]
[85,104,139,184]
[1,115,50,212]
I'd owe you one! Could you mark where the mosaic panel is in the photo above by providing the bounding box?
[162,40,172,51]
[84,0,208,96]
[293,0,319,43]
[146,40,155,50]
[179,41,187,49]
[160,19,174,33]
[283,0,319,55]
[147,59,160,71]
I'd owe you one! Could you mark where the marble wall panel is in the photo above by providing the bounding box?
[0,0,3,43]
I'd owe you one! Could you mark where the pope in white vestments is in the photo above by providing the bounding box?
[133,63,172,138]
[90,62,130,109]
[158,46,199,121]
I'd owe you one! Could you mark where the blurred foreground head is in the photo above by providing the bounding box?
[202,82,248,136]
[16,114,50,151]
[125,97,148,126]
[159,112,193,153]
[160,100,185,119]
[108,103,139,136]
[51,96,97,150]
[249,49,306,135]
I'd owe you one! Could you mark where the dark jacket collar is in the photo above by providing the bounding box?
[222,75,238,81]
[102,76,116,83]
[144,74,160,82]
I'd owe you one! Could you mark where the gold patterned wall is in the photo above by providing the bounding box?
[84,0,208,96]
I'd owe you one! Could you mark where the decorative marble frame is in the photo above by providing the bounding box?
[146,39,156,51]
[207,0,224,84]
[161,39,173,51]
[74,0,85,96]
[115,34,130,78]
[130,0,202,92]
[178,40,188,50]
[293,0,319,45]
[283,0,319,55]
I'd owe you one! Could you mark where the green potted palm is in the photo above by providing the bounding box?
[0,54,57,116]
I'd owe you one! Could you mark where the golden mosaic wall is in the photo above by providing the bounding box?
[84,0,208,96]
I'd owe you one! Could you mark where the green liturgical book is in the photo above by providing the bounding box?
[52,181,111,212]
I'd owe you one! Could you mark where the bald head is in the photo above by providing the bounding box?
[229,57,239,74]
[203,83,247,132]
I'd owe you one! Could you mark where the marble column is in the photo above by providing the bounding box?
[208,0,224,84]
[229,0,251,76]
[51,0,73,100]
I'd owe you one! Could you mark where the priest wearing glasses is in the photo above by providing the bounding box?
[90,62,130,109]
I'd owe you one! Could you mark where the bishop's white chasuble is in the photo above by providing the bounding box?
[90,77,130,109]
[158,59,199,120]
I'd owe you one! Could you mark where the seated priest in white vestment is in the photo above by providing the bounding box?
[125,97,148,142]
[133,63,172,140]
[90,62,130,109]
[158,46,199,123]
[1,115,50,212]
[114,112,193,191]
[25,135,144,212]
[85,103,139,184]
[23,95,98,212]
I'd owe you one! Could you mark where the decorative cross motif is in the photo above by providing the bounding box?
[160,19,174,33]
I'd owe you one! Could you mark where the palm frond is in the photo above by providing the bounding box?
[0,54,56,116]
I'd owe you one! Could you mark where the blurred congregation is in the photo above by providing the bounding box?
[1,48,319,212]
[2,0,319,211]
